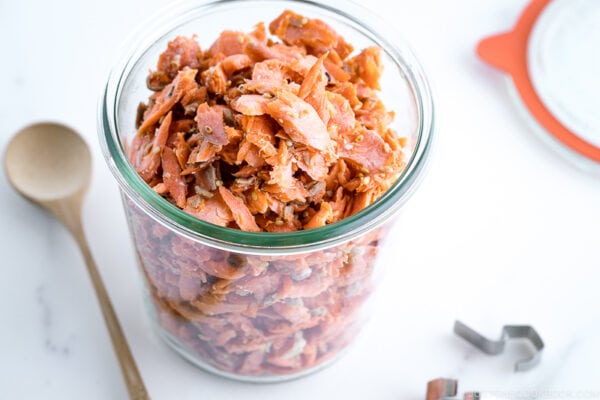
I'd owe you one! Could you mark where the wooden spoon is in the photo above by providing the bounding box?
[4,122,149,400]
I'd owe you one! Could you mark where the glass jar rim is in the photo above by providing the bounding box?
[98,0,436,255]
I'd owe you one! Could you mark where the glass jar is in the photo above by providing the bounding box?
[98,0,435,382]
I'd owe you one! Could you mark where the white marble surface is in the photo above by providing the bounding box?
[1,0,600,399]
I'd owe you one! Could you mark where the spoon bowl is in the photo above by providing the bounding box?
[4,122,91,202]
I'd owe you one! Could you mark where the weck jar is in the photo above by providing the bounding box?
[99,0,435,382]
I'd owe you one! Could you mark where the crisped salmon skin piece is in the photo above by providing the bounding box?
[266,89,332,152]
[218,186,261,232]
[157,36,202,79]
[161,145,187,208]
[138,67,197,134]
[136,111,172,182]
[195,103,229,145]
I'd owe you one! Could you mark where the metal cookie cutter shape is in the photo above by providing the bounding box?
[454,320,544,372]
[426,378,489,400]
[426,378,459,400]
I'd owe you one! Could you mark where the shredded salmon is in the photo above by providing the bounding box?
[127,10,409,378]
[130,10,405,230]
[218,186,261,232]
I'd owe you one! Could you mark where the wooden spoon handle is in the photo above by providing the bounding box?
[73,224,150,400]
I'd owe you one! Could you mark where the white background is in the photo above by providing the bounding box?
[1,0,600,399]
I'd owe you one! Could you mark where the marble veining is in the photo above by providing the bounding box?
[36,285,72,356]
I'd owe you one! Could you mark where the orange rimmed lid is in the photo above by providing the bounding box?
[478,0,600,165]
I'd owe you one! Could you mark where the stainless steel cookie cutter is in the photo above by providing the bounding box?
[426,322,545,399]
[426,378,488,400]
[454,320,544,372]
[426,378,459,400]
